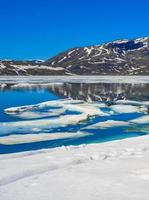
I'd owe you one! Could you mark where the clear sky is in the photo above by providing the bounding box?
[0,0,149,60]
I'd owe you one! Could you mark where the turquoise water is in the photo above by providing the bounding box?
[0,82,149,154]
[0,90,59,122]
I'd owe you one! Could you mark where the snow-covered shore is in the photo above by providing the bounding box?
[1,135,149,200]
[1,75,149,85]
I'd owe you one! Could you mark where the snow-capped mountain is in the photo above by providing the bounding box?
[0,37,149,75]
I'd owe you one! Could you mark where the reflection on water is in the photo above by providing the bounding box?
[0,80,149,154]
[1,82,149,102]
[46,83,149,102]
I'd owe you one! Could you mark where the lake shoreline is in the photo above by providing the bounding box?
[1,75,149,84]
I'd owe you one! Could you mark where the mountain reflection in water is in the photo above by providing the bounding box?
[46,83,149,102]
[1,82,149,102]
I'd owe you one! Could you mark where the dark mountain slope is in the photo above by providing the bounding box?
[0,37,149,75]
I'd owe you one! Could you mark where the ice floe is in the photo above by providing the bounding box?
[6,109,66,120]
[2,99,107,134]
[1,98,149,138]
[0,114,89,135]
[84,120,130,129]
[0,132,91,145]
[130,115,149,124]
[110,104,139,113]
[4,99,83,114]
[116,100,149,107]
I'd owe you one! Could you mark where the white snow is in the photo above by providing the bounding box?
[57,56,67,63]
[67,50,75,56]
[113,39,129,44]
[1,76,149,85]
[4,64,64,72]
[135,37,149,43]
[0,63,6,69]
[84,47,93,56]
[1,135,149,200]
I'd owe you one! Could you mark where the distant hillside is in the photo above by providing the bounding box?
[1,37,149,75]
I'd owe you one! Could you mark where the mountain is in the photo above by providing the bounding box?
[0,37,149,75]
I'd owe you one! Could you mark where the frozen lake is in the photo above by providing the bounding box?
[0,76,149,154]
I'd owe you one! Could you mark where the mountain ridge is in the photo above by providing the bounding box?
[0,37,149,75]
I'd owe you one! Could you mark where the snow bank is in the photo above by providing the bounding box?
[1,135,149,200]
[1,76,149,84]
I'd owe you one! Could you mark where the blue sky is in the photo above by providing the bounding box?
[0,0,149,60]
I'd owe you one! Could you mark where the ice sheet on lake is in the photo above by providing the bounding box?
[110,105,139,113]
[4,99,84,114]
[1,98,149,138]
[4,99,107,120]
[0,132,91,145]
[1,99,108,135]
[84,115,149,130]
[116,100,149,107]
[84,120,130,129]
[130,115,149,124]
[6,109,66,120]
[0,114,89,135]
